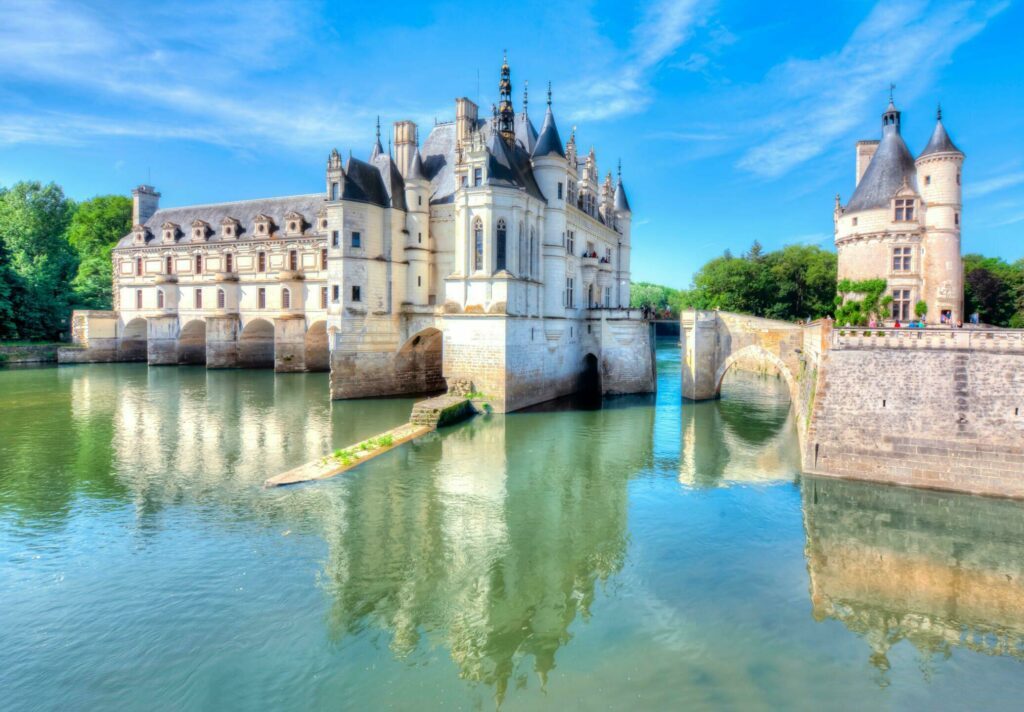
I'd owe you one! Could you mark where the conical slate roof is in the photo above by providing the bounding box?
[614,178,631,213]
[532,105,565,159]
[407,149,427,182]
[918,113,962,158]
[845,120,917,213]
[515,112,538,153]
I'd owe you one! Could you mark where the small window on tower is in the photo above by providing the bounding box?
[894,198,914,222]
[955,213,960,226]
[925,175,931,185]
[852,217,858,226]
[473,168,482,187]
[557,182,564,199]
[351,231,361,249]
[351,285,361,302]
[331,230,339,248]
[332,285,340,302]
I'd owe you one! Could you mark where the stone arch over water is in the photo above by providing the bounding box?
[178,319,206,365]
[305,321,329,372]
[713,345,796,401]
[396,327,445,395]
[119,318,148,361]
[239,318,275,369]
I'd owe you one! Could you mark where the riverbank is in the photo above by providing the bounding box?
[0,342,62,365]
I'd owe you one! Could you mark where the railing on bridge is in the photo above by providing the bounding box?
[832,326,1024,352]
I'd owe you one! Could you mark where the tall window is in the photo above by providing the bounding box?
[496,219,507,271]
[331,181,339,200]
[258,252,267,272]
[195,288,203,309]
[894,198,914,222]
[564,277,575,308]
[289,250,298,271]
[566,230,575,254]
[225,253,233,273]
[321,286,328,309]
[331,230,339,248]
[892,246,912,272]
[282,288,290,309]
[136,257,143,276]
[166,256,173,274]
[351,285,361,302]
[473,168,482,187]
[473,217,483,271]
[332,285,340,303]
[258,288,266,309]
[529,228,536,278]
[557,182,563,199]
[321,248,328,269]
[195,255,202,274]
[136,289,142,309]
[891,289,911,321]
[217,289,225,309]
[157,290,164,308]
[351,231,361,248]
[518,223,526,274]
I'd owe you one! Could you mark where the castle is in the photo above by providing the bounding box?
[67,57,656,412]
[834,96,964,324]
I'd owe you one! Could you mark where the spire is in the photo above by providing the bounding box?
[408,149,426,182]
[882,86,901,135]
[371,115,384,159]
[498,51,515,147]
[532,83,565,159]
[523,80,528,116]
[846,95,916,213]
[614,161,631,214]
[918,102,963,158]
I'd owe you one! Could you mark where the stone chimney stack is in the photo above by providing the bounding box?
[131,185,160,225]
[455,97,479,159]
[855,141,879,186]
[393,120,418,177]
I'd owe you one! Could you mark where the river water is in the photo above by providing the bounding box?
[2,340,1023,710]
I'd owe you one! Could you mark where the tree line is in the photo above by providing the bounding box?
[632,241,1024,326]
[0,182,131,341]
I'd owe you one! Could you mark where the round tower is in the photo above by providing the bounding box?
[530,83,569,316]
[613,162,632,308]
[404,144,431,306]
[915,105,964,324]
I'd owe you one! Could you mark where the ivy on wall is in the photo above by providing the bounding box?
[834,278,891,326]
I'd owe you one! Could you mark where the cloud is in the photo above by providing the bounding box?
[965,171,1024,199]
[565,0,709,122]
[736,0,1006,178]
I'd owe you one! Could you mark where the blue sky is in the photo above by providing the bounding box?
[0,0,1021,286]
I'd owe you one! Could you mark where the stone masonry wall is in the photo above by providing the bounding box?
[807,346,1024,497]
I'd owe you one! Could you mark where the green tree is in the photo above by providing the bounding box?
[0,182,77,340]
[762,245,837,320]
[67,194,132,309]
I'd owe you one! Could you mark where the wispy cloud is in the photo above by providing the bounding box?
[965,171,1024,199]
[566,0,709,122]
[736,0,1006,178]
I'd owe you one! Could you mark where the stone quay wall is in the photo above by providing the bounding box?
[807,338,1024,497]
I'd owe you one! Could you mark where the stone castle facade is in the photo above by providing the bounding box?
[68,58,656,412]
[834,97,964,324]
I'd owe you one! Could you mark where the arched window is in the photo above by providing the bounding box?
[217,289,225,309]
[157,290,164,308]
[282,288,291,309]
[473,217,483,272]
[165,255,173,274]
[496,219,507,272]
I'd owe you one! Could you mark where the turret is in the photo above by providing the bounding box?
[370,116,384,160]
[916,104,965,323]
[132,184,160,225]
[326,148,344,201]
[531,82,568,202]
[613,162,632,307]
[393,120,418,177]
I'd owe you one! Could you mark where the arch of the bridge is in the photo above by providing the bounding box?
[713,344,797,400]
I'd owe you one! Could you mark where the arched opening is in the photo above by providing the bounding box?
[178,319,206,365]
[396,327,445,395]
[119,318,148,361]
[578,353,602,407]
[238,318,275,369]
[714,346,795,447]
[305,320,329,372]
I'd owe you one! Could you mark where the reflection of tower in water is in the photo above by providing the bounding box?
[319,399,655,704]
[679,371,800,488]
[803,476,1024,675]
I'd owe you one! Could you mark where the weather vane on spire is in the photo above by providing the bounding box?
[617,158,622,180]
[547,81,552,107]
[523,80,528,114]
[889,83,896,102]
[376,115,381,140]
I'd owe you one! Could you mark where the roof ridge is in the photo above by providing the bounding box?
[152,193,323,213]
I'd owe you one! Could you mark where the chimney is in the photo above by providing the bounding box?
[855,141,879,186]
[455,97,478,156]
[132,185,161,225]
[393,120,418,177]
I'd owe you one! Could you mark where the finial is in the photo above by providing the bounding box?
[523,80,528,114]
[547,81,552,107]
[889,83,895,102]
[503,48,508,66]
[617,158,622,180]
[375,115,381,140]
[388,137,392,156]
[937,102,942,121]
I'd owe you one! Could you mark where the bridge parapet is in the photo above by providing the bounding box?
[833,327,1024,352]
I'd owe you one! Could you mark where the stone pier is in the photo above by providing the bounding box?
[206,315,240,368]
[147,315,180,365]
[274,316,307,373]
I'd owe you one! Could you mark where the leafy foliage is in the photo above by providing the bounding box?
[67,195,132,309]
[962,253,1024,327]
[834,278,891,326]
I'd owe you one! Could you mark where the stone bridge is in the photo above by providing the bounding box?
[681,309,1024,498]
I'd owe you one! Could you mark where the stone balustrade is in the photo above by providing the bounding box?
[832,327,1024,352]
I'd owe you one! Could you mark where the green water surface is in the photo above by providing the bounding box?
[1,341,1023,710]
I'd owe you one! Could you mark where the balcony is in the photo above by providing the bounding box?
[277,269,305,281]
[215,271,239,282]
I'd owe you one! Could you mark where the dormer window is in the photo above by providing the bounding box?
[220,216,240,240]
[253,214,273,237]
[161,221,180,243]
[191,219,210,242]
[284,211,305,237]
[133,225,149,245]
[894,198,914,222]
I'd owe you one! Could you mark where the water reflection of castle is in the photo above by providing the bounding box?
[803,476,1024,672]
[319,400,655,704]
